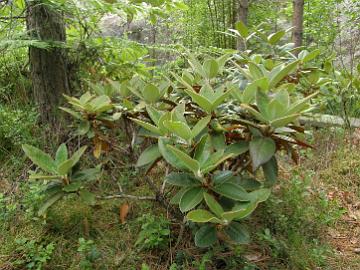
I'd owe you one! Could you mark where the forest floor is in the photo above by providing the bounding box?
[0,128,359,270]
[306,130,360,269]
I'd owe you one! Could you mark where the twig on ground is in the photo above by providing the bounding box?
[173,217,186,251]
[97,194,156,200]
[144,176,181,218]
[160,167,169,194]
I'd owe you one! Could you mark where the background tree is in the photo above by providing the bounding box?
[237,0,249,25]
[26,0,69,125]
[292,0,304,53]
[236,0,249,50]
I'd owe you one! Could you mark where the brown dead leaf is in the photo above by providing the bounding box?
[244,252,263,262]
[93,137,110,159]
[93,141,102,159]
[119,203,130,224]
[290,147,300,164]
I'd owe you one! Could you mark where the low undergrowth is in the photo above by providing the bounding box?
[1,129,356,270]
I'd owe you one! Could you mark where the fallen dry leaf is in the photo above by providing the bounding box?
[93,137,110,159]
[244,252,263,262]
[119,203,130,224]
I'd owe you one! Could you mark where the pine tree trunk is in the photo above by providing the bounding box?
[236,0,249,50]
[292,0,304,53]
[26,0,69,125]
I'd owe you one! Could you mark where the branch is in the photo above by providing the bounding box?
[173,217,186,250]
[144,176,182,218]
[0,16,26,20]
[97,194,156,201]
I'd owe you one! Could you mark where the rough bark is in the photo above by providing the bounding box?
[236,0,249,50]
[292,0,304,53]
[26,0,69,125]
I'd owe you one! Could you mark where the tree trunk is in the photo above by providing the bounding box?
[26,0,69,125]
[236,0,249,50]
[292,0,304,53]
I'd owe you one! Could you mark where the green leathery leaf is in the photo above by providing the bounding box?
[78,92,93,104]
[157,111,171,133]
[71,167,101,182]
[184,89,213,113]
[211,89,233,110]
[171,103,187,124]
[129,117,163,135]
[270,114,299,128]
[158,138,187,170]
[192,116,211,138]
[90,95,112,113]
[172,71,195,91]
[199,149,224,170]
[203,58,219,79]
[199,83,215,102]
[166,145,200,174]
[182,70,194,85]
[62,181,82,192]
[55,144,68,166]
[29,174,61,180]
[254,77,269,91]
[286,91,318,115]
[170,188,188,204]
[262,157,278,187]
[301,49,320,63]
[267,30,285,45]
[146,105,163,125]
[165,172,201,187]
[188,54,207,78]
[237,177,262,191]
[142,83,161,103]
[22,144,57,174]
[256,89,270,120]
[224,222,250,244]
[221,203,257,221]
[274,89,290,109]
[58,146,87,175]
[211,133,226,151]
[212,182,250,201]
[187,209,222,223]
[76,121,90,136]
[248,188,271,203]
[194,134,212,165]
[242,82,257,104]
[249,137,276,171]
[63,146,86,173]
[248,62,263,79]
[268,99,287,120]
[235,20,249,38]
[163,120,192,141]
[216,54,231,72]
[204,193,224,218]
[241,104,268,122]
[212,170,233,185]
[195,225,217,247]
[136,145,161,167]
[57,159,74,175]
[224,142,249,156]
[179,187,204,212]
[269,60,300,88]
[59,107,82,120]
[201,154,234,174]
